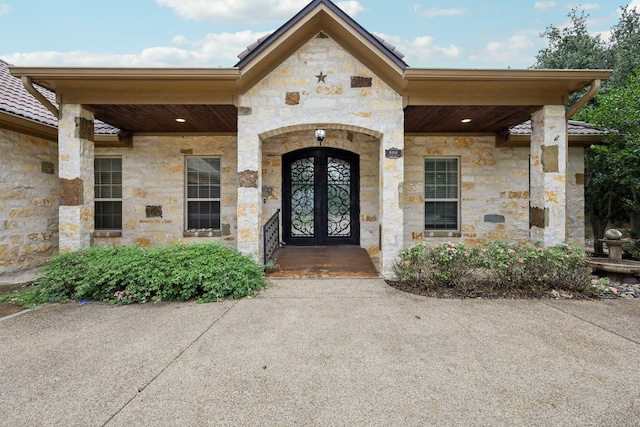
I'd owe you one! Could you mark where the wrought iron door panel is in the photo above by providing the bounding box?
[290,157,315,237]
[327,157,351,237]
[283,148,359,245]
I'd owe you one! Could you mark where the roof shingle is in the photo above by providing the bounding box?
[0,59,118,135]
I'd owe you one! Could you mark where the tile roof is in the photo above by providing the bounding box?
[0,58,57,127]
[0,59,118,135]
[509,119,605,136]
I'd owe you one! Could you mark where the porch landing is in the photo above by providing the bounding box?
[266,246,379,278]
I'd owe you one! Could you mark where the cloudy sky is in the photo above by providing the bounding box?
[1,0,638,68]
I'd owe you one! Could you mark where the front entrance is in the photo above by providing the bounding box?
[283,147,359,245]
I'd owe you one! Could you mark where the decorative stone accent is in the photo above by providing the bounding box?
[41,161,55,174]
[285,92,300,105]
[146,205,163,218]
[238,170,259,188]
[542,145,559,172]
[60,178,83,206]
[484,214,505,223]
[530,206,548,228]
[75,117,94,141]
[351,76,372,88]
[238,107,252,116]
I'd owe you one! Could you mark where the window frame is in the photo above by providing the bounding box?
[184,156,222,231]
[94,156,123,231]
[423,156,461,232]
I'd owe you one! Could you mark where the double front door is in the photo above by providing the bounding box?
[283,148,359,245]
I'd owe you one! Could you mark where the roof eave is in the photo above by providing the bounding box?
[498,133,605,148]
[0,111,57,141]
[403,69,613,106]
[9,67,242,105]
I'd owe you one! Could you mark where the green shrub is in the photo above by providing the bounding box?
[39,243,267,304]
[393,241,593,295]
[481,242,592,292]
[393,241,478,289]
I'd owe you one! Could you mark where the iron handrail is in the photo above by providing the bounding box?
[263,209,281,265]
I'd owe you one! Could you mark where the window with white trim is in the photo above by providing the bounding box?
[424,157,459,231]
[94,157,122,230]
[186,157,221,230]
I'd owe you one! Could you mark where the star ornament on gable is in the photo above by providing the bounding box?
[315,71,327,83]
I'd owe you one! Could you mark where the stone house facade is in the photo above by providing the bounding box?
[0,0,610,278]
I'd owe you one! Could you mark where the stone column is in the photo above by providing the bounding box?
[236,107,262,262]
[529,105,567,247]
[58,104,95,252]
[379,119,405,279]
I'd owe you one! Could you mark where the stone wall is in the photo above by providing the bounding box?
[404,135,586,248]
[404,136,530,246]
[94,135,237,248]
[238,32,403,276]
[262,129,380,263]
[567,147,585,247]
[0,129,59,274]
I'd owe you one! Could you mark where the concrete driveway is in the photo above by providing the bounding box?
[1,278,639,426]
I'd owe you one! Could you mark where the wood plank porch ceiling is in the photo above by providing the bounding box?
[84,104,538,134]
[9,67,612,135]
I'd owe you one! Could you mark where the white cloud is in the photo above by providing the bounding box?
[629,0,640,10]
[468,32,537,66]
[4,30,272,67]
[534,2,556,11]
[414,5,466,18]
[0,3,11,15]
[335,1,365,16]
[372,32,462,65]
[156,0,363,23]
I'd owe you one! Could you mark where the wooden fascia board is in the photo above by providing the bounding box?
[403,68,612,85]
[402,69,612,106]
[237,7,405,94]
[94,134,128,147]
[496,133,604,148]
[0,111,57,141]
[9,67,241,105]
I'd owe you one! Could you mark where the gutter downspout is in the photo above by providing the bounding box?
[566,79,600,119]
[21,76,59,119]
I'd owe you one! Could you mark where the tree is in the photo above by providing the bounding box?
[533,8,613,105]
[577,71,640,236]
[534,8,612,71]
[608,6,640,89]
[533,6,640,253]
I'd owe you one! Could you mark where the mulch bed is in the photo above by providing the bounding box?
[385,280,598,300]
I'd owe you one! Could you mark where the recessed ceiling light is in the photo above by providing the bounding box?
[461,118,472,123]
[175,118,186,123]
